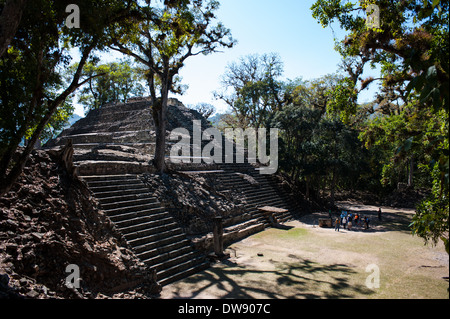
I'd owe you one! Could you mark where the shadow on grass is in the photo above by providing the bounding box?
[166,256,375,299]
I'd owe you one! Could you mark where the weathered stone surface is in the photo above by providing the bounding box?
[0,149,160,299]
[140,172,247,236]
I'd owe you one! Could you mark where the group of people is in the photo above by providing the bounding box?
[332,210,371,232]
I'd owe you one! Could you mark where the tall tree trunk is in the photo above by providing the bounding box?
[0,0,27,58]
[152,69,170,174]
[0,41,96,197]
[305,175,310,200]
[330,167,336,207]
[290,166,296,180]
[153,105,166,174]
[408,155,414,187]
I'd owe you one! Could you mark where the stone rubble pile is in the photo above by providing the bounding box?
[0,149,160,299]
[140,172,247,236]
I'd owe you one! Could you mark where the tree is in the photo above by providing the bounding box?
[311,0,449,249]
[272,103,322,197]
[190,102,216,119]
[311,0,449,112]
[75,59,146,112]
[0,0,27,58]
[24,99,75,145]
[0,0,138,196]
[214,53,284,129]
[110,0,235,173]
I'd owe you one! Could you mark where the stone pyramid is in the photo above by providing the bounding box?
[43,97,299,287]
[44,97,212,175]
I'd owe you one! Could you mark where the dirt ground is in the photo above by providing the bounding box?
[159,201,449,299]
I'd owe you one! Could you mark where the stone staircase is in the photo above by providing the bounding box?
[81,174,209,286]
[217,163,297,228]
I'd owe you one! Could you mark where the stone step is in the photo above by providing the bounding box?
[126,227,184,248]
[56,130,155,146]
[85,178,143,188]
[83,171,210,286]
[79,109,151,123]
[87,181,148,193]
[136,239,191,261]
[75,153,150,164]
[159,260,210,286]
[155,255,208,286]
[76,160,155,176]
[218,178,264,187]
[133,233,187,255]
[124,222,180,241]
[143,245,193,267]
[82,174,139,182]
[53,142,157,151]
[245,192,282,204]
[246,201,288,214]
[57,132,114,144]
[88,187,150,199]
[118,216,174,235]
[67,124,153,136]
[96,191,154,205]
[103,201,162,217]
[100,197,159,211]
[114,211,171,229]
[107,206,166,221]
[150,250,200,275]
[238,187,275,196]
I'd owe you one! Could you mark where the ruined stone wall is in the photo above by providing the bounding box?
[140,172,246,236]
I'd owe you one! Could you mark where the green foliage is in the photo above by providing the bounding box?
[214,53,286,129]
[0,0,138,195]
[110,0,235,98]
[272,100,372,205]
[272,103,322,180]
[411,162,449,253]
[74,60,146,112]
[311,0,449,113]
[325,77,358,123]
[24,100,75,145]
[311,0,449,249]
[1,0,65,154]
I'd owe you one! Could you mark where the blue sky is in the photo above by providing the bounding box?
[74,0,379,116]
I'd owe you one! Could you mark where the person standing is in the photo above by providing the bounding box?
[342,216,347,229]
[378,208,382,221]
[335,218,340,232]
[364,216,370,230]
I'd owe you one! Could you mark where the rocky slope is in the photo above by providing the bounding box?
[0,148,160,299]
